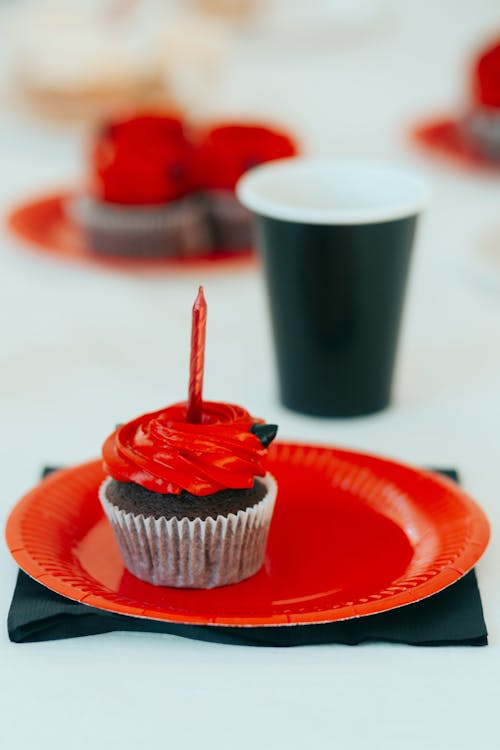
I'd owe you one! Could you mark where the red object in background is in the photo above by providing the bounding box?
[90,115,298,201]
[5,443,489,626]
[6,192,255,271]
[187,286,207,424]
[197,124,298,191]
[412,118,488,168]
[412,117,500,171]
[6,113,298,266]
[473,38,500,109]
[91,114,195,205]
[413,37,500,170]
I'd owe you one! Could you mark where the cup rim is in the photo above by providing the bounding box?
[236,157,430,225]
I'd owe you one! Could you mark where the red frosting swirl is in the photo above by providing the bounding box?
[102,401,269,495]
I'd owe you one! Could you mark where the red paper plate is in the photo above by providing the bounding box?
[412,117,500,171]
[6,192,255,273]
[5,442,489,627]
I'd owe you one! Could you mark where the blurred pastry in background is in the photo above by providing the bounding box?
[70,113,211,258]
[5,0,232,124]
[197,124,298,250]
[461,38,500,160]
[8,2,166,122]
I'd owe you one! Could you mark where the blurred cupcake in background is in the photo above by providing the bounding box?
[197,124,298,250]
[5,1,233,125]
[7,2,168,123]
[71,113,211,258]
[462,37,500,160]
[70,111,298,259]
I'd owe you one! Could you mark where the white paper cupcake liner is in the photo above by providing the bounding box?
[99,473,277,588]
[68,195,212,257]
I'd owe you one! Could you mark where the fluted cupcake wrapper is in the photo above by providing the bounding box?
[204,190,254,250]
[99,474,277,589]
[68,195,212,257]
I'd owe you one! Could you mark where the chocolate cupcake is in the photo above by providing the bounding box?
[99,402,278,588]
[197,123,298,250]
[74,113,211,258]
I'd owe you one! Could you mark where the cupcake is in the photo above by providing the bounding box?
[9,2,169,124]
[462,38,500,160]
[72,113,211,258]
[98,288,278,588]
[198,124,298,250]
[99,402,277,588]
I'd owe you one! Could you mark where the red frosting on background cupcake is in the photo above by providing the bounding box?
[88,114,298,205]
[91,114,195,205]
[197,124,298,191]
[473,38,500,109]
[102,401,269,495]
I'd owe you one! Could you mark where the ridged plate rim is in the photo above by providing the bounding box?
[5,442,490,627]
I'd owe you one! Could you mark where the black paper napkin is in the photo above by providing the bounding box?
[7,469,488,646]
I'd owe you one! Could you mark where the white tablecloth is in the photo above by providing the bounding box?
[1,2,499,748]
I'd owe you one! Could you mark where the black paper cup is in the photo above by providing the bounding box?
[237,158,429,417]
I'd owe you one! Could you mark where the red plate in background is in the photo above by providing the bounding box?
[6,192,255,273]
[412,117,500,171]
[5,442,490,627]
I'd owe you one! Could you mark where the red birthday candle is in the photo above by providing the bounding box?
[187,286,207,423]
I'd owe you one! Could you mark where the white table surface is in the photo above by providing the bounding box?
[1,2,500,748]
